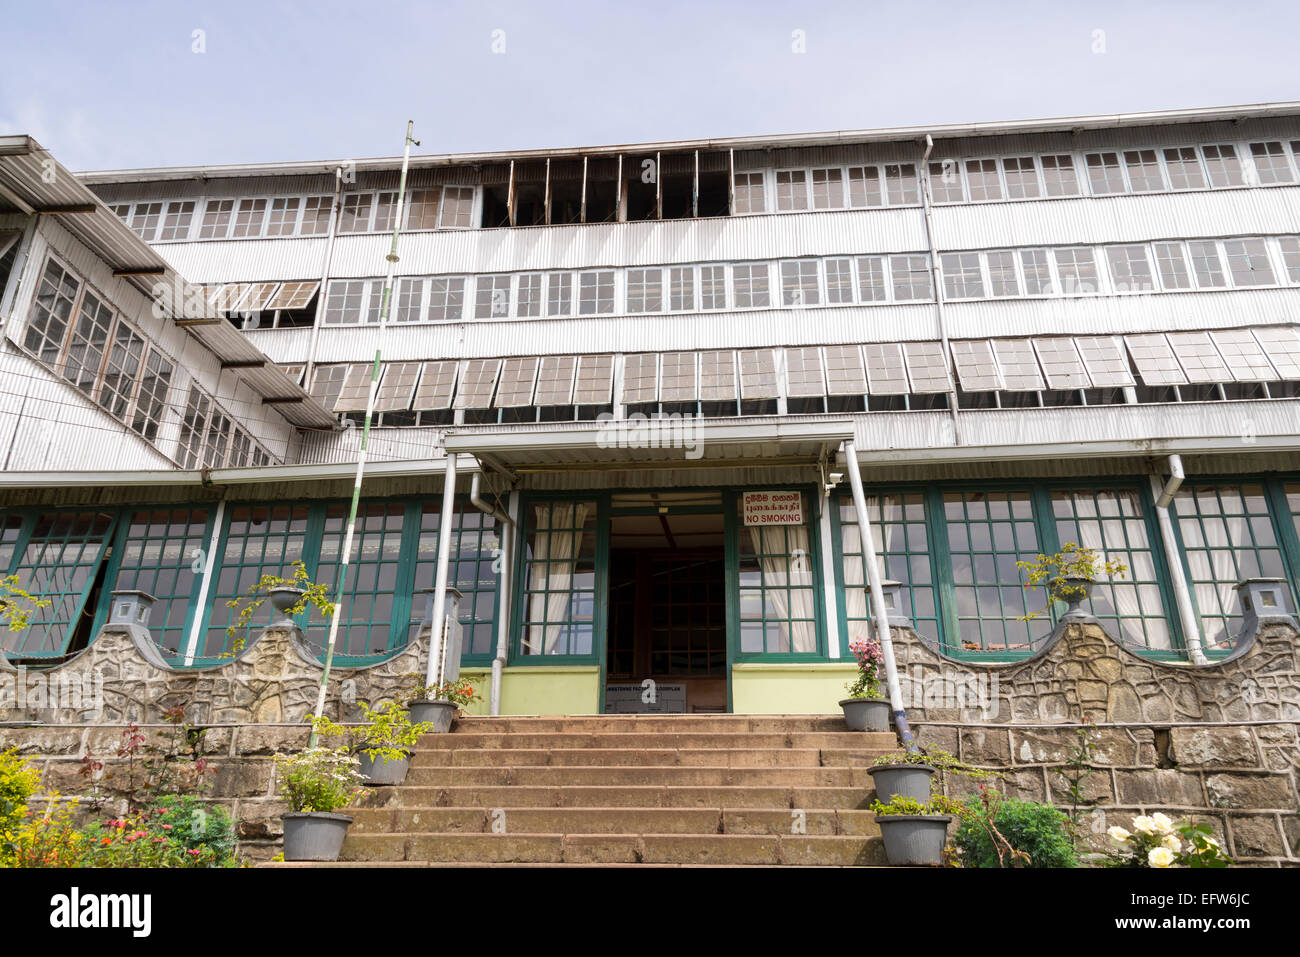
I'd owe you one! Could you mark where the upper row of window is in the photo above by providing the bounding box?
[304,234,1300,326]
[105,138,1300,242]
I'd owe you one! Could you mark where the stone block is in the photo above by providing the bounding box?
[211,761,274,798]
[1205,773,1297,810]
[1113,769,1204,806]
[1227,814,1287,858]
[959,727,1010,765]
[1169,727,1259,768]
[1047,766,1114,805]
[232,725,311,755]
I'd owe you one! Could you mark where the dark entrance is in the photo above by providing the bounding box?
[606,494,727,712]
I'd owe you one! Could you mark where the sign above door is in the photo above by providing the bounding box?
[741,490,805,526]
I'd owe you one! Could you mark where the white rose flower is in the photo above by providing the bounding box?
[1148,847,1175,868]
[1107,826,1131,845]
[1132,815,1157,834]
[1151,812,1175,835]
[1162,834,1182,853]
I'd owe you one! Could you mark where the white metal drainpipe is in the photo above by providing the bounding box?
[919,134,962,443]
[424,453,459,688]
[469,469,514,715]
[1149,454,1208,664]
[843,440,919,753]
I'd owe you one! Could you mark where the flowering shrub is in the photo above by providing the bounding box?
[80,799,240,868]
[845,636,885,699]
[1104,812,1231,868]
[400,674,482,708]
[8,796,88,867]
[274,748,365,813]
[1,748,41,865]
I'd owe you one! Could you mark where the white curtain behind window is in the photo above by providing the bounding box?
[525,502,589,654]
[841,495,896,642]
[748,523,817,653]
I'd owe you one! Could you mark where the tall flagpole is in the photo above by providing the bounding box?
[310,120,419,745]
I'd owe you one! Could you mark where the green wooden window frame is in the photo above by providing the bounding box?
[516,498,601,659]
[109,507,214,660]
[735,490,822,655]
[1171,482,1292,652]
[0,509,118,658]
[409,501,501,662]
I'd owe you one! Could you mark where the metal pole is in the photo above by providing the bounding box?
[424,453,459,687]
[843,440,919,753]
[309,120,419,743]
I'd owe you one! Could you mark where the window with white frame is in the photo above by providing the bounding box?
[1123,149,1165,192]
[406,188,441,229]
[1053,248,1099,294]
[824,258,854,304]
[668,266,694,311]
[775,170,809,211]
[733,172,765,214]
[440,187,474,228]
[373,192,399,232]
[475,274,513,318]
[339,194,373,233]
[577,270,614,315]
[940,252,984,298]
[780,260,820,306]
[131,349,174,441]
[1187,240,1228,288]
[62,290,114,395]
[986,250,1020,296]
[266,197,300,236]
[1249,142,1295,185]
[964,159,1002,201]
[1019,249,1054,295]
[178,387,211,469]
[700,264,726,309]
[1001,156,1040,199]
[1153,242,1193,289]
[1222,238,1275,286]
[1202,145,1243,187]
[323,279,376,324]
[198,199,234,239]
[1085,152,1126,194]
[732,263,771,308]
[98,323,145,421]
[1040,154,1079,196]
[889,254,931,300]
[394,277,423,322]
[546,272,572,316]
[130,203,163,239]
[428,277,466,320]
[1163,147,1207,189]
[856,256,887,301]
[623,268,661,313]
[231,199,267,238]
[928,161,964,202]
[157,201,194,241]
[810,168,844,209]
[884,163,918,204]
[301,196,332,235]
[1105,245,1155,292]
[1278,237,1300,283]
[517,273,543,317]
[847,166,882,207]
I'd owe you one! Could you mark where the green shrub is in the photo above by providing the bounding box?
[0,748,41,864]
[954,797,1077,868]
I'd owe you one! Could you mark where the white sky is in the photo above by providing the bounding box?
[2,0,1297,171]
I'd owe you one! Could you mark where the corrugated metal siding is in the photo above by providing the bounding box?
[932,186,1300,251]
[294,426,444,465]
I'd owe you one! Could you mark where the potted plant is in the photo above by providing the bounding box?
[313,702,435,786]
[1016,543,1128,622]
[274,745,366,862]
[223,560,335,654]
[399,674,482,733]
[870,794,962,866]
[839,635,890,731]
[868,746,1000,805]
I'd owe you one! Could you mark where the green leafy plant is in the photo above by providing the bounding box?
[223,560,335,655]
[953,788,1076,868]
[844,636,885,699]
[870,794,964,817]
[273,747,365,814]
[311,703,435,762]
[871,746,1000,781]
[0,575,50,632]
[7,793,88,867]
[0,748,42,865]
[400,673,483,708]
[1103,813,1231,868]
[80,798,242,868]
[1015,543,1128,621]
[82,707,217,812]
[1055,719,1100,838]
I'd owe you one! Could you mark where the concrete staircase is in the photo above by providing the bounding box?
[319,714,899,866]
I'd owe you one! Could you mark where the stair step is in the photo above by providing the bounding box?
[348,806,881,836]
[418,732,896,750]
[410,747,895,768]
[403,765,865,787]
[338,832,885,866]
[366,784,875,810]
[449,716,858,734]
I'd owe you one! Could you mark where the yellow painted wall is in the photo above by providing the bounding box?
[458,665,603,716]
[731,662,857,714]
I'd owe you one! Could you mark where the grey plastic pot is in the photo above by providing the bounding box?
[281,812,353,862]
[407,699,457,733]
[839,697,890,732]
[869,763,936,804]
[356,750,413,786]
[876,814,953,866]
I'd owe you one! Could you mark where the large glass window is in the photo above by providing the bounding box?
[838,493,938,647]
[943,490,1051,655]
[738,494,817,654]
[412,503,500,659]
[521,501,597,656]
[112,508,210,658]
[1174,484,1287,651]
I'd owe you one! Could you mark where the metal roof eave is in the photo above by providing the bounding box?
[73,100,1300,185]
[0,136,337,431]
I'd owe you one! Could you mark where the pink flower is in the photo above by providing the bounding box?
[187,848,200,856]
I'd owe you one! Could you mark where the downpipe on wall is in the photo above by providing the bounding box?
[469,468,514,715]
[1149,454,1209,664]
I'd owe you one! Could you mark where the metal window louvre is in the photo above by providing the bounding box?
[1251,327,1300,379]
[374,361,424,412]
[1075,336,1135,387]
[1209,329,1278,382]
[784,347,826,397]
[234,281,282,313]
[535,356,578,406]
[660,352,699,402]
[902,341,951,393]
[333,364,374,413]
[738,349,779,400]
[1167,331,1232,384]
[1125,334,1188,386]
[699,351,737,401]
[1032,338,1091,389]
[494,356,540,407]
[413,360,458,410]
[278,363,306,386]
[991,339,1046,391]
[309,364,351,408]
[950,340,1002,392]
[266,280,321,311]
[861,343,905,394]
[455,359,502,409]
[573,355,614,405]
[621,354,659,404]
[824,344,868,395]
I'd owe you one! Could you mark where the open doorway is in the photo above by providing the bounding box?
[606,492,727,713]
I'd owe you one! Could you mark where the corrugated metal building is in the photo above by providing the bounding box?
[4,103,1300,715]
